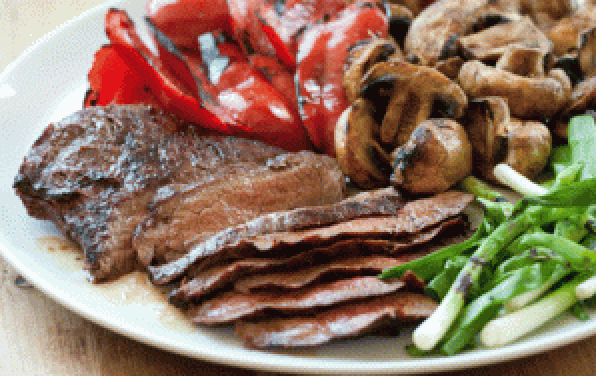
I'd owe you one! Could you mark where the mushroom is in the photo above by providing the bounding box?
[457,16,552,65]
[579,27,596,78]
[343,38,402,103]
[546,4,596,56]
[519,0,574,30]
[461,97,551,181]
[551,53,584,86]
[457,60,571,118]
[334,98,392,189]
[390,118,473,194]
[434,56,465,80]
[495,46,549,77]
[550,75,596,138]
[500,118,552,179]
[358,61,468,147]
[461,97,510,181]
[385,3,414,48]
[387,0,427,16]
[404,0,521,66]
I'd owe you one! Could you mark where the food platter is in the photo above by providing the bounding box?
[2,0,596,374]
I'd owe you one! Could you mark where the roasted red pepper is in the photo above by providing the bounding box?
[248,54,298,113]
[295,1,389,156]
[145,0,234,50]
[87,8,312,151]
[189,32,312,151]
[257,0,350,66]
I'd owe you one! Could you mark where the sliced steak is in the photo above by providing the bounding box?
[169,238,401,305]
[169,216,466,305]
[14,105,345,281]
[152,190,473,283]
[189,276,406,325]
[150,187,406,284]
[233,255,405,292]
[235,292,438,348]
[132,151,346,265]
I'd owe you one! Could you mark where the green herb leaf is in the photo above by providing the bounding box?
[515,178,596,210]
[568,115,596,181]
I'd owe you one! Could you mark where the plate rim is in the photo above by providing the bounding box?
[2,1,596,374]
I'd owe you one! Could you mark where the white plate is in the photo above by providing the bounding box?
[1,1,596,374]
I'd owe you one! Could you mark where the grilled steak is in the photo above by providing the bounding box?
[235,292,437,348]
[189,276,407,325]
[150,187,406,284]
[14,105,345,281]
[168,216,466,304]
[151,190,473,284]
[232,255,425,293]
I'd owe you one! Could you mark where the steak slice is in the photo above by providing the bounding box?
[168,216,466,305]
[14,105,345,281]
[151,190,473,283]
[189,276,406,325]
[232,255,419,293]
[234,292,437,348]
[150,187,406,284]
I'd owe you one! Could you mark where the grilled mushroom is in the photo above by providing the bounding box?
[547,4,596,56]
[550,75,596,138]
[343,38,402,103]
[520,0,574,30]
[457,60,571,118]
[458,16,552,65]
[579,27,596,78]
[390,119,473,194]
[359,61,468,147]
[495,47,549,77]
[462,97,510,181]
[385,3,414,48]
[501,118,552,179]
[334,99,392,189]
[404,0,520,66]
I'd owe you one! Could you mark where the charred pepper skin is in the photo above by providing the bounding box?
[87,8,313,152]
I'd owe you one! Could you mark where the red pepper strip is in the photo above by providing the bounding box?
[106,8,198,98]
[295,1,389,156]
[226,0,278,58]
[256,0,350,66]
[214,60,313,151]
[248,54,298,113]
[97,9,230,132]
[145,0,234,50]
[84,42,225,132]
[182,34,313,151]
[84,44,162,108]
[256,12,296,71]
[143,23,312,151]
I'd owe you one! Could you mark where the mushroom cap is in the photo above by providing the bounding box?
[458,60,571,118]
[405,0,521,66]
[458,16,552,64]
[390,118,473,194]
[547,4,596,56]
[334,99,392,189]
[579,27,596,78]
[359,61,468,146]
[502,118,552,179]
[495,46,549,77]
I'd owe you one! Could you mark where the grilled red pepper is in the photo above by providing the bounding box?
[189,32,312,151]
[248,54,298,113]
[88,8,312,151]
[295,1,389,156]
